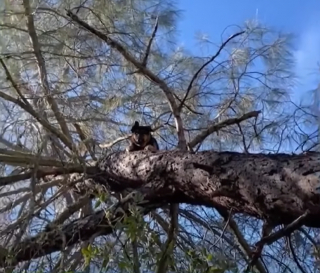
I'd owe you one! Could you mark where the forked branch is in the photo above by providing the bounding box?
[66,10,187,149]
[178,31,245,112]
[189,110,261,148]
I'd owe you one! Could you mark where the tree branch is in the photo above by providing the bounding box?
[66,10,187,149]
[0,164,96,187]
[23,0,72,143]
[216,207,267,273]
[97,150,320,228]
[0,196,160,268]
[73,123,97,160]
[0,90,73,150]
[0,150,319,267]
[178,31,245,112]
[189,110,261,148]
[142,17,159,67]
[247,210,309,271]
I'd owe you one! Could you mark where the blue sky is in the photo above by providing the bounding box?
[177,0,320,102]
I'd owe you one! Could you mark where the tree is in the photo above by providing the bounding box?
[0,0,317,272]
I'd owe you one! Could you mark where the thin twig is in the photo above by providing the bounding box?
[189,110,261,148]
[142,16,159,67]
[247,210,310,271]
[288,234,307,273]
[178,31,245,112]
[99,135,130,149]
[0,88,72,150]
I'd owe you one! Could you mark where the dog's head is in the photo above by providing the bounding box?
[131,121,153,147]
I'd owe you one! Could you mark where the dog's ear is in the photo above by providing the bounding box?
[146,126,153,132]
[131,121,140,132]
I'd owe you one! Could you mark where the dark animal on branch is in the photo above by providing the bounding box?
[126,121,159,152]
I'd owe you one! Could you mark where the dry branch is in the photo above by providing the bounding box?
[247,210,310,270]
[0,165,96,187]
[178,30,245,112]
[189,110,261,148]
[99,135,130,149]
[73,123,97,160]
[142,16,159,67]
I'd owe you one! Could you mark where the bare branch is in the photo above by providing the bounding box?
[0,204,152,268]
[288,235,307,273]
[247,210,309,271]
[0,164,96,187]
[23,0,72,142]
[99,124,163,149]
[216,208,267,273]
[0,136,30,152]
[178,31,245,112]
[0,81,73,150]
[189,110,261,148]
[257,211,309,248]
[142,17,159,67]
[99,135,130,149]
[73,123,97,160]
[44,195,90,230]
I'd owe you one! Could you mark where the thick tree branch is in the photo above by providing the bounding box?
[1,150,320,267]
[97,150,320,228]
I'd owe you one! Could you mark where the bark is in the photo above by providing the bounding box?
[96,150,320,228]
[1,150,320,267]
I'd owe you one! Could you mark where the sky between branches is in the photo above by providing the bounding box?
[178,0,320,103]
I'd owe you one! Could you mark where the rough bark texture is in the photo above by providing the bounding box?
[97,150,320,228]
[1,150,320,267]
